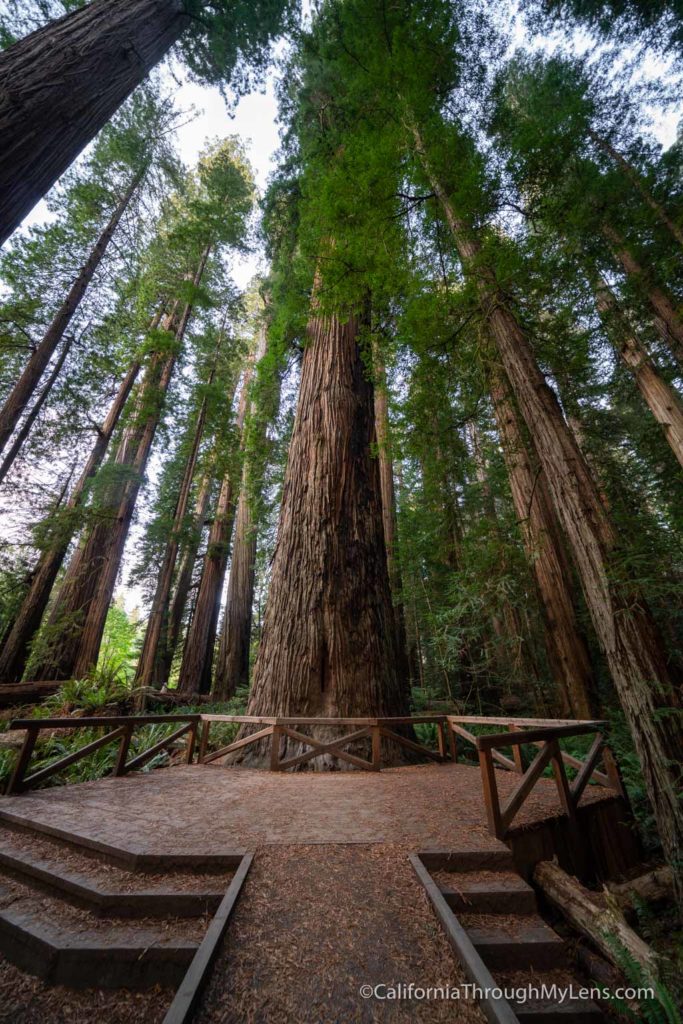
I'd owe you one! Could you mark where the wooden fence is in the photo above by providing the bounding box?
[447,715,625,840]
[5,715,200,795]
[3,713,624,842]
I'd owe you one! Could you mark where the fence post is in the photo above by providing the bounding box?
[113,723,134,776]
[371,725,381,770]
[198,720,210,763]
[185,719,198,764]
[270,725,281,771]
[509,723,525,774]
[7,724,38,795]
[478,747,503,838]
[448,721,457,762]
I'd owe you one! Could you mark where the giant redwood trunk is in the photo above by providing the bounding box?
[412,122,683,906]
[0,355,141,682]
[0,173,141,456]
[0,0,186,245]
[593,276,683,470]
[489,367,597,719]
[237,301,408,767]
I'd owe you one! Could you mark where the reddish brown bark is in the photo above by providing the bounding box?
[0,172,142,454]
[0,0,186,245]
[0,332,73,485]
[602,224,683,366]
[0,354,142,682]
[134,336,224,689]
[237,300,408,766]
[489,367,597,719]
[176,362,254,696]
[593,276,683,469]
[412,122,683,905]
[213,328,269,700]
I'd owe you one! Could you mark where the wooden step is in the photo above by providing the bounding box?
[419,848,515,872]
[463,915,567,971]
[512,998,602,1023]
[0,806,243,870]
[0,896,198,988]
[439,871,537,915]
[498,972,603,1024]
[0,841,224,918]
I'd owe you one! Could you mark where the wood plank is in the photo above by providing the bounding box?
[379,727,444,762]
[448,722,478,747]
[371,725,381,770]
[277,727,373,771]
[571,734,605,804]
[6,725,38,794]
[448,715,606,728]
[113,724,133,777]
[9,714,200,730]
[201,727,274,765]
[499,741,555,833]
[477,722,603,751]
[123,723,192,772]
[478,748,503,838]
[490,748,517,773]
[162,853,254,1024]
[23,727,127,788]
[270,725,281,771]
[409,854,519,1024]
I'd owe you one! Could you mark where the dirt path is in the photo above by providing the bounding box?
[195,844,486,1024]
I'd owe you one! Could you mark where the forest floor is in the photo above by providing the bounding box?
[0,762,618,1022]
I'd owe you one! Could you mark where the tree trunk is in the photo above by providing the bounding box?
[372,346,411,702]
[0,0,186,245]
[593,276,683,469]
[0,331,73,485]
[213,328,270,700]
[533,860,658,981]
[134,336,223,689]
[0,172,142,455]
[177,358,255,696]
[0,354,142,682]
[588,129,683,249]
[236,299,408,766]
[489,366,597,719]
[602,224,683,366]
[411,121,683,908]
[176,473,236,695]
[28,278,201,682]
[165,469,213,672]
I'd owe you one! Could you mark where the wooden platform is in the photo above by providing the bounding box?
[0,761,630,865]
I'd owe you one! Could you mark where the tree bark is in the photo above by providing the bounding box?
[533,860,658,981]
[593,276,683,469]
[0,353,142,682]
[373,349,412,705]
[588,129,683,249]
[602,224,683,366]
[0,0,186,245]
[236,298,408,766]
[213,328,270,700]
[0,331,73,485]
[411,121,683,907]
[0,172,142,456]
[177,356,255,696]
[489,367,597,719]
[134,335,223,689]
[28,278,201,682]
[165,469,213,672]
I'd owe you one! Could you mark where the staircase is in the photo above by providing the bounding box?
[0,814,235,991]
[414,851,603,1023]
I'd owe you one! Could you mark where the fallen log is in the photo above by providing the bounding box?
[533,859,658,980]
[0,680,61,708]
[608,867,673,909]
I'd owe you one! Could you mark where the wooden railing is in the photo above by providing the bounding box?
[5,715,200,795]
[3,713,625,841]
[447,715,624,840]
[196,715,449,771]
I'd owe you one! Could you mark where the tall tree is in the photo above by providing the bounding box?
[0,0,293,244]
